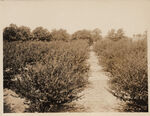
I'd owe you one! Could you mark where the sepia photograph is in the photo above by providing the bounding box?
[1,0,149,114]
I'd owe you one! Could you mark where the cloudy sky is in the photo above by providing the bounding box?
[0,0,150,37]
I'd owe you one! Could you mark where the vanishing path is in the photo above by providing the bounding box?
[74,46,123,112]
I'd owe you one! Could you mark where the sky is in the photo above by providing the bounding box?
[0,0,150,37]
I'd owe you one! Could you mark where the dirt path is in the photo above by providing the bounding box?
[74,46,123,112]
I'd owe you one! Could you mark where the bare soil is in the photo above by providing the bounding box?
[72,46,123,112]
[3,89,29,113]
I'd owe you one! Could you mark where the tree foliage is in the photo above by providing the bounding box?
[91,28,102,42]
[107,28,125,41]
[17,26,32,41]
[3,24,32,41]
[51,29,70,41]
[3,24,18,41]
[72,29,93,45]
[32,27,51,41]
[3,24,102,43]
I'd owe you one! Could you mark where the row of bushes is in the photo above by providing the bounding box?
[3,24,102,45]
[3,40,90,112]
[94,38,148,112]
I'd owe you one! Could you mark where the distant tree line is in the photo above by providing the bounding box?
[3,24,103,45]
[5,24,145,43]
[133,31,147,40]
[105,28,126,41]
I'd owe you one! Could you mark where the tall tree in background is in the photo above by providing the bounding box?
[3,24,32,41]
[91,28,102,42]
[115,28,124,40]
[107,28,125,41]
[32,27,51,41]
[3,24,18,41]
[107,29,116,40]
[51,29,70,41]
[17,26,31,41]
[72,29,93,45]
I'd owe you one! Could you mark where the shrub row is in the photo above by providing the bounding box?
[3,40,90,112]
[94,38,148,112]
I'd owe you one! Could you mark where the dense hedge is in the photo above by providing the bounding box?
[3,40,89,112]
[94,38,148,112]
